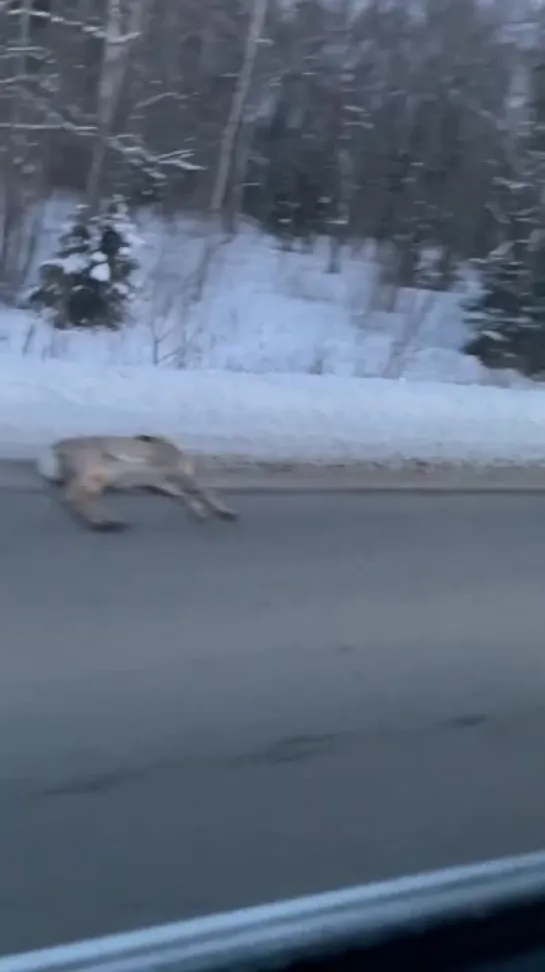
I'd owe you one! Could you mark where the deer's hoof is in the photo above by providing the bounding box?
[89,520,130,533]
[219,509,238,522]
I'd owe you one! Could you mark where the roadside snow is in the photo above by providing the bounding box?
[0,201,541,467]
[1,356,545,466]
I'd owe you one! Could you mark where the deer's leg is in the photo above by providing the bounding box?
[177,472,238,522]
[193,483,238,521]
[153,477,211,521]
[154,474,238,522]
[62,473,128,532]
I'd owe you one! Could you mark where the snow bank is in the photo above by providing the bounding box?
[1,356,545,466]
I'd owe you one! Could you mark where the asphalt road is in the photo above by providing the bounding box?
[2,488,545,956]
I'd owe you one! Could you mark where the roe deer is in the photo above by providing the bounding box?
[36,434,238,532]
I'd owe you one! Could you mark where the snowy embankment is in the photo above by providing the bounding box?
[1,356,545,467]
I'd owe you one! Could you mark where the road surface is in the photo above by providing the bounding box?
[1,488,545,955]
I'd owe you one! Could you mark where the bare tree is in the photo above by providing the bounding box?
[84,0,150,218]
[190,0,270,304]
[0,0,51,298]
[324,0,359,273]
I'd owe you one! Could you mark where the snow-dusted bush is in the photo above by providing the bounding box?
[464,239,545,377]
[29,197,139,330]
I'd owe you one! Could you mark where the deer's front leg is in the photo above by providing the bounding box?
[152,477,212,520]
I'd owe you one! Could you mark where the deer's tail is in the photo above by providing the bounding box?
[36,444,63,483]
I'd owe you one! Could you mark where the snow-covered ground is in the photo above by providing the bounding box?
[0,195,494,383]
[0,196,542,467]
[1,356,545,467]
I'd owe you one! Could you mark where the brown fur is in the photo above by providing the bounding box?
[45,434,237,531]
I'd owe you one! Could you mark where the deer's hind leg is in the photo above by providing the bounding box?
[62,471,128,532]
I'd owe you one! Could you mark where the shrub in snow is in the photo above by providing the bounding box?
[29,197,139,330]
[464,238,545,377]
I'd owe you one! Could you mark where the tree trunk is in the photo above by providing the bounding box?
[190,0,270,304]
[84,0,149,219]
